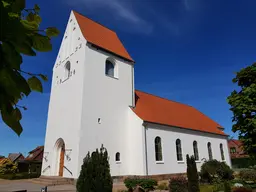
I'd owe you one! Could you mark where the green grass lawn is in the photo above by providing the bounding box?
[200,184,214,192]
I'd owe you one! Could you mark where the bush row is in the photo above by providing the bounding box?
[232,158,256,169]
[124,177,157,191]
[0,172,40,180]
[239,169,256,181]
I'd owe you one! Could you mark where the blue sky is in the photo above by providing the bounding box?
[1,0,256,156]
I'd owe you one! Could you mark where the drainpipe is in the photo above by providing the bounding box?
[143,122,149,175]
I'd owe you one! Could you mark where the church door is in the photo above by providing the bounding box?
[59,145,65,176]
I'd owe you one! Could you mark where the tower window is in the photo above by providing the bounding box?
[105,60,115,77]
[64,61,71,79]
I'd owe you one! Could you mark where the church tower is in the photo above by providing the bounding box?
[42,11,135,178]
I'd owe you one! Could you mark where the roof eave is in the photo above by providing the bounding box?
[143,121,228,137]
[87,42,135,63]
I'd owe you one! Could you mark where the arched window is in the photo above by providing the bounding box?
[115,152,120,162]
[65,61,71,79]
[220,144,225,160]
[176,139,183,161]
[193,141,199,161]
[155,137,163,161]
[207,142,213,160]
[105,60,115,77]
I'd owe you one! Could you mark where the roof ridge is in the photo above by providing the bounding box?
[72,10,116,34]
[135,89,193,108]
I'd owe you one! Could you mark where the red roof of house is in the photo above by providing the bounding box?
[25,146,44,161]
[73,11,134,62]
[133,90,226,136]
[229,139,242,147]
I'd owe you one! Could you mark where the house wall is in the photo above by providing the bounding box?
[77,44,135,177]
[42,11,86,178]
[145,123,231,175]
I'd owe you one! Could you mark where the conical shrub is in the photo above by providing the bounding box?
[76,145,113,192]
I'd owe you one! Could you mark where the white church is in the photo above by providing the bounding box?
[42,11,231,178]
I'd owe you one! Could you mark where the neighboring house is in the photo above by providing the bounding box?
[18,146,44,174]
[228,139,248,159]
[25,146,44,162]
[8,153,24,163]
[0,155,4,160]
[42,10,231,179]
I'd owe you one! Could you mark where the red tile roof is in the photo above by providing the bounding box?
[25,146,44,161]
[133,90,226,136]
[73,11,134,62]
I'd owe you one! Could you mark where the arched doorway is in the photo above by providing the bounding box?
[54,138,65,177]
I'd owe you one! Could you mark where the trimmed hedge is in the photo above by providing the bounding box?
[0,172,40,180]
[232,158,256,169]
[124,177,157,191]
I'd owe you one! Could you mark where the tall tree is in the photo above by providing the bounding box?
[227,63,256,158]
[186,155,200,192]
[0,0,59,135]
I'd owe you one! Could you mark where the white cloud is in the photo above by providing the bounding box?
[69,0,153,34]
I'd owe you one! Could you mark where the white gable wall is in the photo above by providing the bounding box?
[145,123,231,175]
[42,11,86,178]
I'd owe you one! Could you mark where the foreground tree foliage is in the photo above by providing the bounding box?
[227,63,256,158]
[76,145,113,192]
[0,0,59,135]
[186,155,200,192]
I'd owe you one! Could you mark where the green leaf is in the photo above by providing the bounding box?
[26,13,41,24]
[1,109,23,136]
[39,74,48,81]
[45,27,60,37]
[27,76,43,92]
[0,68,23,98]
[34,4,40,13]
[34,15,42,24]
[21,20,39,30]
[15,41,36,56]
[2,42,22,69]
[12,0,25,12]
[12,108,22,121]
[2,1,10,7]
[26,12,34,22]
[32,34,52,52]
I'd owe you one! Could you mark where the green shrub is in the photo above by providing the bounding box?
[76,145,113,192]
[0,172,40,180]
[232,158,256,169]
[0,159,17,174]
[186,155,200,192]
[124,177,157,191]
[200,160,234,183]
[169,176,188,192]
[239,169,256,181]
